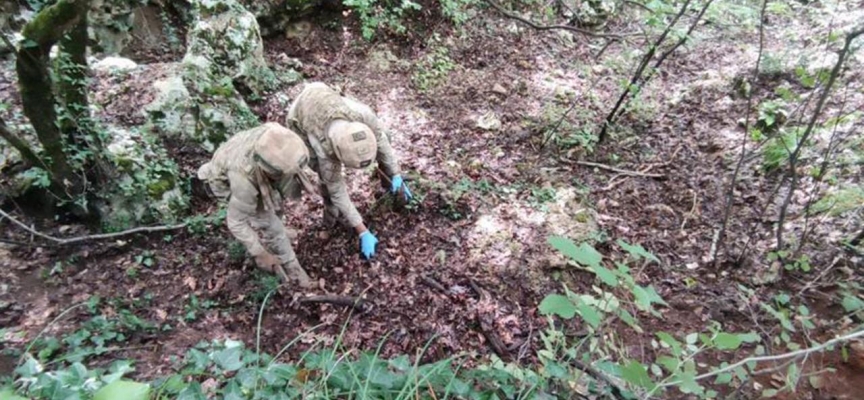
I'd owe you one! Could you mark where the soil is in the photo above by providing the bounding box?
[2,3,864,399]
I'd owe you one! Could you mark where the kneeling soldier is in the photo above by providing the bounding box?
[286,82,413,260]
[197,123,317,288]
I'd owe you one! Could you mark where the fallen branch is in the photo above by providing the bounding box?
[477,316,510,360]
[485,0,624,39]
[657,328,864,389]
[420,276,448,294]
[0,208,187,246]
[566,159,665,178]
[299,295,368,312]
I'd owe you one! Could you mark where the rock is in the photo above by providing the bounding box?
[145,0,291,150]
[89,0,148,55]
[92,56,138,73]
[100,126,188,230]
[368,47,398,72]
[491,83,508,96]
[284,20,313,40]
[476,112,502,131]
[239,0,325,37]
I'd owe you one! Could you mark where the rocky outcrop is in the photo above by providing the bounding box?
[144,0,301,151]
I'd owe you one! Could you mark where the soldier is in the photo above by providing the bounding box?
[197,123,317,288]
[286,82,413,260]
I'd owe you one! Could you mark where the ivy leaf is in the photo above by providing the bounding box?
[0,390,28,400]
[591,265,619,287]
[841,295,864,312]
[548,237,602,268]
[714,372,733,385]
[714,333,743,350]
[632,285,668,314]
[93,380,150,400]
[213,346,244,372]
[617,240,660,263]
[738,332,761,343]
[619,360,656,391]
[538,294,576,319]
[577,302,602,329]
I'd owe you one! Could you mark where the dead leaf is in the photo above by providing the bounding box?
[184,276,197,291]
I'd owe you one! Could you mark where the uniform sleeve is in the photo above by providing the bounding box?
[319,153,365,228]
[346,98,402,177]
[226,171,266,256]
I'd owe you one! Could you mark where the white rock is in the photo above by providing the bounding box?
[476,112,502,131]
[92,56,138,73]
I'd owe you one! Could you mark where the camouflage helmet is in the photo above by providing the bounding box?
[253,123,309,176]
[327,120,377,169]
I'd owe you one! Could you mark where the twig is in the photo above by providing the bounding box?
[0,208,187,245]
[484,0,625,39]
[658,328,864,388]
[567,159,665,178]
[477,316,510,360]
[776,24,864,251]
[299,295,368,312]
[714,0,768,268]
[598,0,694,142]
[420,275,448,294]
[796,256,841,297]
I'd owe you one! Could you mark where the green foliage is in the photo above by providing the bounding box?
[343,0,476,40]
[412,34,456,92]
[185,208,228,236]
[812,185,863,216]
[183,295,218,322]
[761,127,805,172]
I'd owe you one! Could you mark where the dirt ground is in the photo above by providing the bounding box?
[2,3,864,399]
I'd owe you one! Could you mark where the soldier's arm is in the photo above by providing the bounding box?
[226,171,267,256]
[345,98,402,177]
[319,155,366,230]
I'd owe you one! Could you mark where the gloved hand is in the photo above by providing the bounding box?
[359,231,378,259]
[390,175,413,201]
[254,252,281,272]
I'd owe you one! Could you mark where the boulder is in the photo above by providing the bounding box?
[145,0,301,150]
[100,126,188,230]
[91,56,138,73]
[238,0,328,37]
[89,0,147,55]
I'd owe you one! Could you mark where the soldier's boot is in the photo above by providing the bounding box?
[284,261,316,289]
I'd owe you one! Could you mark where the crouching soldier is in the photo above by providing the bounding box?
[286,82,413,260]
[197,123,317,288]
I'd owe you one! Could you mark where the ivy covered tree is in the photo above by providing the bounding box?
[3,0,109,221]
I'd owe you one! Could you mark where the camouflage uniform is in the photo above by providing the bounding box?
[197,123,315,287]
[286,82,402,229]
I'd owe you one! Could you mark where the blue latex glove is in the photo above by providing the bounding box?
[390,175,413,201]
[359,231,378,259]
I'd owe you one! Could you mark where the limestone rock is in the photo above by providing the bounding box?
[100,126,188,230]
[89,0,147,55]
[92,56,138,73]
[477,112,502,131]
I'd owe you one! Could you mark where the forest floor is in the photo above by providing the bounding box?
[2,2,864,399]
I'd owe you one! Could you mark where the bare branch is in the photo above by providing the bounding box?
[299,295,368,312]
[484,0,625,39]
[0,208,187,246]
[658,328,864,388]
[0,117,44,168]
[776,24,864,250]
[714,0,768,268]
[564,159,666,178]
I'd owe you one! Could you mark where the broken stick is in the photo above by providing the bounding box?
[299,295,368,312]
[563,159,665,178]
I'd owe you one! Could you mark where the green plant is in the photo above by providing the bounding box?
[343,0,422,40]
[183,295,218,322]
[761,127,806,172]
[412,34,456,92]
[227,240,247,262]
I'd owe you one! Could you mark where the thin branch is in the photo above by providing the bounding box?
[0,117,45,169]
[713,0,768,268]
[776,24,864,250]
[484,0,625,39]
[299,295,368,312]
[0,208,187,246]
[598,0,694,142]
[566,159,665,178]
[658,328,864,388]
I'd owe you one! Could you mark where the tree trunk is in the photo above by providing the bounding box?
[15,0,91,198]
